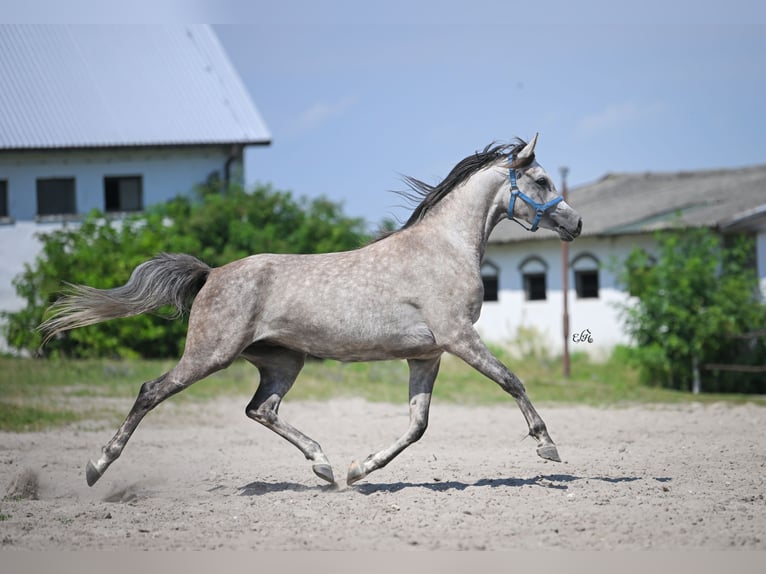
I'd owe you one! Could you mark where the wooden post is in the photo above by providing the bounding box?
[692,355,701,394]
[561,166,570,379]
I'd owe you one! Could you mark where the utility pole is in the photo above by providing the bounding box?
[560,166,571,379]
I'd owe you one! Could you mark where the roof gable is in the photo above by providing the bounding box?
[0,25,271,149]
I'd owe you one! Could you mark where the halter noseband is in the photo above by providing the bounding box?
[507,166,563,232]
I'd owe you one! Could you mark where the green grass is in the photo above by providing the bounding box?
[0,402,80,432]
[1,350,763,432]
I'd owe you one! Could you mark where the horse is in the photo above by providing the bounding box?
[39,133,582,487]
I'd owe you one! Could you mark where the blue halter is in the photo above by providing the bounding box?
[507,167,563,232]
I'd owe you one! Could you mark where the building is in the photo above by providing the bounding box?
[0,25,271,325]
[478,165,766,358]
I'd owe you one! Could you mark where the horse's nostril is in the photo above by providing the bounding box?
[576,219,583,234]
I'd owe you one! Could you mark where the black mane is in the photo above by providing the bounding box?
[394,139,532,231]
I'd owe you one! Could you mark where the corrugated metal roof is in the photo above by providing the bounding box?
[490,164,766,243]
[0,25,271,149]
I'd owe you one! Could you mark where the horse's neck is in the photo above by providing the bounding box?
[417,168,506,263]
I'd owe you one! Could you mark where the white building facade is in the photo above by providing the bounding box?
[0,25,271,345]
[478,166,766,358]
[0,146,251,314]
[478,234,657,359]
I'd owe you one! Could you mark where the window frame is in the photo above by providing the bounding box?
[571,253,600,299]
[36,177,77,218]
[518,255,549,302]
[480,260,500,302]
[0,180,9,220]
[104,175,144,214]
[523,272,547,301]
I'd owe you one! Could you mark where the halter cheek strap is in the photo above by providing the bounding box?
[507,167,563,232]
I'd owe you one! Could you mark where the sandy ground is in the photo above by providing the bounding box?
[1,396,765,550]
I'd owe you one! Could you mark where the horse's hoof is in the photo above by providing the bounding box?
[537,444,562,462]
[85,460,102,486]
[312,463,335,484]
[346,460,367,486]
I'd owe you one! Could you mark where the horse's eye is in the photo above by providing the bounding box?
[536,177,548,187]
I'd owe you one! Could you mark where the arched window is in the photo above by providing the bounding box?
[518,255,548,301]
[571,253,600,299]
[481,260,500,302]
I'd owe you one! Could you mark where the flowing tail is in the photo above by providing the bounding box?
[39,253,211,345]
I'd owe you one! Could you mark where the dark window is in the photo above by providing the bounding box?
[571,253,600,299]
[481,261,500,302]
[519,255,548,301]
[105,176,143,212]
[483,275,499,302]
[524,273,547,301]
[575,270,599,298]
[36,178,76,216]
[0,180,7,218]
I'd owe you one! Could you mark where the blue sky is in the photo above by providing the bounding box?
[210,1,766,229]
[7,1,766,229]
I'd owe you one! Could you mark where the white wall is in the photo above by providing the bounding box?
[0,221,48,312]
[0,147,232,221]
[476,234,657,358]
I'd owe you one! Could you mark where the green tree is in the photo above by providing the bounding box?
[2,183,369,358]
[616,227,766,393]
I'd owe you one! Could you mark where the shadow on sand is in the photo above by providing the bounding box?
[237,473,663,496]
[352,474,646,495]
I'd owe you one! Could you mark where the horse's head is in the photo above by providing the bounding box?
[504,134,582,242]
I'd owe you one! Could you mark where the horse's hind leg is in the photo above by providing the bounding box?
[85,357,227,486]
[243,347,334,484]
[347,355,441,485]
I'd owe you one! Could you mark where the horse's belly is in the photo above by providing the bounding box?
[265,317,438,362]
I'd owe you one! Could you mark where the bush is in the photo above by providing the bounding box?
[616,227,766,393]
[2,183,369,358]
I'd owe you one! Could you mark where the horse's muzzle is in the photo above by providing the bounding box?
[557,218,582,242]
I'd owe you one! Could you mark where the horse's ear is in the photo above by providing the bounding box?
[517,132,539,161]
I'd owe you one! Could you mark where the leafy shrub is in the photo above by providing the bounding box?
[616,227,766,393]
[2,183,369,358]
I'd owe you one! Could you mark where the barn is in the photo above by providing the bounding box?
[0,25,271,329]
[478,165,766,358]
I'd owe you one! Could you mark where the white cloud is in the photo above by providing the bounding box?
[289,95,358,135]
[577,101,663,135]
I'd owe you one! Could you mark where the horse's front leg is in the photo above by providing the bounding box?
[347,356,441,485]
[446,329,561,463]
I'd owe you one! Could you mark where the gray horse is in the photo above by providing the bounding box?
[40,134,582,487]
